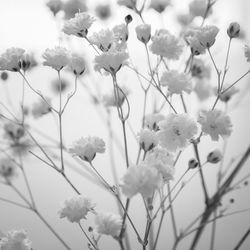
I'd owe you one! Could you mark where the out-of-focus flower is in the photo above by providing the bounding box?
[188,158,198,169]
[63,12,95,38]
[138,129,158,152]
[42,47,70,71]
[189,0,209,18]
[3,123,25,142]
[70,54,86,75]
[135,24,151,44]
[117,0,135,9]
[219,85,239,102]
[51,78,69,94]
[198,109,232,141]
[95,213,122,237]
[113,24,128,43]
[150,30,183,60]
[59,196,95,223]
[144,113,165,131]
[1,71,8,81]
[46,0,62,16]
[191,58,211,79]
[149,0,171,13]
[121,163,162,198]
[69,136,105,162]
[177,13,193,27]
[0,158,17,181]
[227,22,240,39]
[158,113,198,152]
[145,147,175,182]
[90,29,115,52]
[94,48,129,74]
[0,48,25,72]
[244,45,250,62]
[160,70,192,95]
[95,4,111,20]
[194,80,212,101]
[62,0,88,20]
[197,25,219,48]
[0,229,32,250]
[185,28,206,55]
[31,99,52,118]
[207,149,223,163]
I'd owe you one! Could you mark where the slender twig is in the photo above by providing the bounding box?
[79,222,98,250]
[233,226,250,250]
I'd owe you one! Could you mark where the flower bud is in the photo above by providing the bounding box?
[207,149,222,164]
[188,158,198,169]
[135,24,151,44]
[125,14,133,24]
[1,72,8,81]
[227,22,240,39]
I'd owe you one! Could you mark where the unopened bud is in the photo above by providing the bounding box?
[227,22,240,39]
[135,24,151,44]
[125,14,133,24]
[188,158,198,169]
[207,149,222,164]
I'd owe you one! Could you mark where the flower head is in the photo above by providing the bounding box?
[160,70,192,95]
[227,22,240,39]
[149,0,171,13]
[138,129,158,152]
[63,12,95,37]
[31,99,52,118]
[121,164,162,198]
[0,229,32,250]
[112,23,129,43]
[62,0,88,20]
[144,113,165,131]
[69,136,105,162]
[0,48,25,72]
[196,25,219,48]
[135,24,151,44]
[198,109,232,141]
[95,213,122,237]
[207,149,223,163]
[3,122,25,142]
[117,0,135,9]
[70,54,86,75]
[150,30,183,60]
[46,0,62,16]
[59,196,95,223]
[95,4,111,20]
[42,47,70,71]
[189,0,208,17]
[194,80,212,101]
[158,113,198,152]
[0,158,17,181]
[191,58,211,79]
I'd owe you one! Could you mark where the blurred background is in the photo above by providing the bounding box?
[0,0,250,249]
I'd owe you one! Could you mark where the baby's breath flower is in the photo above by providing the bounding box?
[160,70,192,95]
[95,213,122,237]
[135,24,151,44]
[69,136,105,162]
[31,99,52,118]
[150,30,183,60]
[59,196,95,223]
[0,158,17,181]
[42,47,70,71]
[3,122,25,142]
[227,22,240,39]
[63,12,95,37]
[62,0,88,20]
[46,0,62,16]
[121,163,162,198]
[0,48,25,72]
[244,45,250,62]
[198,109,232,141]
[95,4,111,20]
[149,0,171,13]
[144,113,165,131]
[51,78,69,94]
[189,0,208,17]
[196,25,219,48]
[117,0,135,9]
[188,158,198,169]
[113,23,129,43]
[70,54,86,75]
[138,128,158,152]
[177,13,193,27]
[158,113,198,152]
[191,58,211,79]
[194,80,212,101]
[0,229,32,250]
[185,28,206,55]
[207,149,223,163]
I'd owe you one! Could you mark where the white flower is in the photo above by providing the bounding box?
[189,0,208,17]
[177,13,193,27]
[197,25,219,48]
[144,113,165,131]
[121,164,162,198]
[207,149,223,163]
[138,129,158,152]
[191,58,211,79]
[244,45,250,62]
[158,113,198,152]
[185,28,206,55]
[0,158,17,181]
[198,110,232,141]
[31,99,51,118]
[160,70,192,95]
[145,147,175,182]
[150,30,183,60]
[3,122,25,141]
[59,196,95,223]
[0,230,31,250]
[135,24,151,44]
[149,0,171,13]
[89,29,115,52]
[62,0,88,20]
[62,12,95,37]
[70,54,86,75]
[194,80,212,101]
[94,48,129,74]
[117,0,135,9]
[69,136,105,162]
[46,0,62,15]
[0,48,25,72]
[95,213,122,237]
[42,47,70,71]
[112,24,128,43]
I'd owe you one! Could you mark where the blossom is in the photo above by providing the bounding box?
[94,48,129,74]
[207,149,223,163]
[145,147,175,182]
[135,24,151,44]
[0,158,17,181]
[117,0,135,9]
[31,99,52,118]
[138,129,158,152]
[3,123,25,142]
[188,158,198,169]
[89,29,115,52]
[227,22,240,39]
[160,70,192,95]
[121,164,162,198]
[191,58,211,79]
[70,54,86,75]
[95,4,111,20]
[42,47,70,71]
[196,25,219,48]
[189,0,208,17]
[150,30,183,60]
[0,229,32,250]
[51,78,69,94]
[244,45,250,62]
[59,196,95,223]
[62,12,95,37]
[194,80,212,101]
[149,0,171,13]
[62,0,88,20]
[0,48,25,72]
[198,110,232,141]
[46,0,62,16]
[185,28,206,55]
[69,136,105,162]
[112,24,128,43]
[95,213,122,237]
[157,113,198,152]
[144,113,165,131]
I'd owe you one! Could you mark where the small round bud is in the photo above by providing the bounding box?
[88,226,93,232]
[125,14,133,24]
[227,22,240,39]
[229,198,234,204]
[188,158,198,169]
[244,181,248,186]
[1,72,8,81]
[135,24,151,44]
[207,149,222,164]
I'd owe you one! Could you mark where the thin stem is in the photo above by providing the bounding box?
[233,226,250,250]
[168,183,178,240]
[0,197,30,210]
[78,222,98,250]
